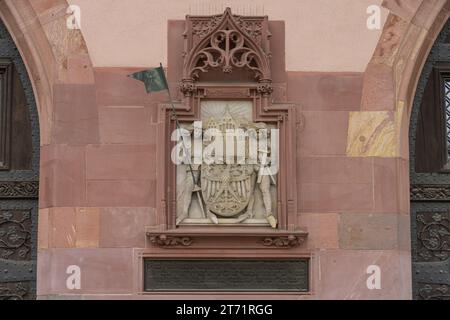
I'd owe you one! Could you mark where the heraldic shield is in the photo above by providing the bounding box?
[200,108,257,218]
[201,164,254,217]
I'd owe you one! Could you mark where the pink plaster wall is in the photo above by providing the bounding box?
[67,0,387,72]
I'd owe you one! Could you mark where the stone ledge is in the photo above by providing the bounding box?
[145,227,308,250]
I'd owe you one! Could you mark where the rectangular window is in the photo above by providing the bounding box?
[0,59,13,170]
[414,63,450,173]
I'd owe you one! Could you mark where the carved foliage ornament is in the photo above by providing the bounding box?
[0,282,31,300]
[0,210,31,260]
[411,184,450,201]
[418,284,450,300]
[183,8,271,84]
[263,236,305,248]
[0,181,39,199]
[149,235,193,247]
[416,212,450,262]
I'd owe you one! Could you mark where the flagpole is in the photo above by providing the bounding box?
[160,64,212,222]
[160,64,196,181]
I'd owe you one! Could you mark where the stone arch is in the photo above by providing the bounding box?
[358,1,450,206]
[361,1,450,156]
[353,1,450,299]
[405,8,450,300]
[0,1,96,298]
[0,0,95,146]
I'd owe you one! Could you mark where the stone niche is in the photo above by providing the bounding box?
[148,7,306,250]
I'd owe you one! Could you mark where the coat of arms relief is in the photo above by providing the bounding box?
[176,101,278,228]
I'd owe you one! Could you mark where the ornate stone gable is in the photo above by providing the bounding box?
[181,8,272,95]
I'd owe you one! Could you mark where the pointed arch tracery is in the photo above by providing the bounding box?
[181,8,272,96]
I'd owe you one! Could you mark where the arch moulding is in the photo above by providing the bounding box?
[0,0,94,146]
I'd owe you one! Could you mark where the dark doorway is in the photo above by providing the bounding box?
[410,18,450,300]
[0,20,40,300]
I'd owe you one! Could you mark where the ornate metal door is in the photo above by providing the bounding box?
[410,19,450,300]
[0,20,39,300]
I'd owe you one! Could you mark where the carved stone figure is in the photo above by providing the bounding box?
[176,164,202,225]
[245,150,277,228]
[176,125,219,225]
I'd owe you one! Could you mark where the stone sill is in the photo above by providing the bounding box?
[145,227,308,249]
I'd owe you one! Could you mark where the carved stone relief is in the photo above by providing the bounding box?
[176,100,278,228]
[181,8,272,99]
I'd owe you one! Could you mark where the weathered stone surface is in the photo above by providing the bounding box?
[47,207,100,249]
[75,208,100,248]
[98,106,156,144]
[361,63,395,111]
[38,209,50,250]
[49,207,76,248]
[87,180,156,207]
[346,111,396,157]
[298,111,350,157]
[411,0,447,30]
[99,208,156,248]
[298,213,339,249]
[382,0,423,23]
[339,213,399,250]
[86,145,156,181]
[370,14,409,66]
[300,157,372,184]
[373,157,409,214]
[40,145,87,208]
[313,249,412,299]
[37,248,134,295]
[94,68,150,106]
[61,55,95,84]
[52,84,99,145]
[300,183,373,213]
[287,72,363,111]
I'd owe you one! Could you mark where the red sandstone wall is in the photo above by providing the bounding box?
[2,0,449,300]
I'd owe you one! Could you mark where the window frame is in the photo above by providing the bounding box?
[0,59,13,170]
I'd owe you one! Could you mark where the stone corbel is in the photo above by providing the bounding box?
[179,80,197,97]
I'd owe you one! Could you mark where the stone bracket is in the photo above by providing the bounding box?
[146,227,308,249]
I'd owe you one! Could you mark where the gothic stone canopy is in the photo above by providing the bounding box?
[181,8,272,96]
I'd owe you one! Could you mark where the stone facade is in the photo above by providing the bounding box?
[1,0,449,300]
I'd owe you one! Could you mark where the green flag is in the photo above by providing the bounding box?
[128,66,168,93]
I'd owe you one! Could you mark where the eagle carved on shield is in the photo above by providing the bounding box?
[200,108,256,219]
[201,163,254,217]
